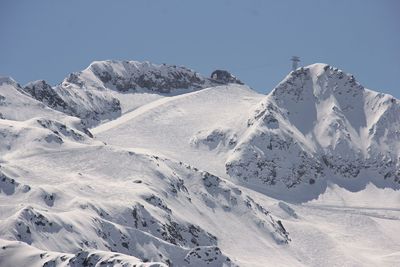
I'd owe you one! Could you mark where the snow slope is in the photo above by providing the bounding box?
[0,127,289,266]
[93,84,263,177]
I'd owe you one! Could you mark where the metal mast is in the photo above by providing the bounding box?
[291,56,300,71]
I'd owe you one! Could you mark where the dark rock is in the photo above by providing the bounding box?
[210,70,243,85]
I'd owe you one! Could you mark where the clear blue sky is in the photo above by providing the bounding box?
[0,0,399,97]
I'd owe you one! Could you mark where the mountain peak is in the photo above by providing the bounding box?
[299,63,330,76]
[272,63,364,103]
[0,76,19,86]
[226,63,400,192]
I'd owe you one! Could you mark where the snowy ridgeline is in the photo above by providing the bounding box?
[21,60,242,127]
[0,62,400,267]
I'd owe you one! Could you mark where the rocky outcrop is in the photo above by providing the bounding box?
[211,69,243,85]
[23,80,70,113]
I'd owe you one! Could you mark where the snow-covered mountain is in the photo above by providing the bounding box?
[21,60,242,127]
[226,64,400,198]
[1,61,400,267]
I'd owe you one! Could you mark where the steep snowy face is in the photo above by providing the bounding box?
[227,64,400,189]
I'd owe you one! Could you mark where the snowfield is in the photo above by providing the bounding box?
[0,61,399,267]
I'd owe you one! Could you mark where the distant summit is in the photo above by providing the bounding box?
[18,60,244,127]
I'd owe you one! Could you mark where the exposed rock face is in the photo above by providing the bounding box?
[211,69,243,85]
[226,64,400,188]
[24,80,70,113]
[77,60,213,93]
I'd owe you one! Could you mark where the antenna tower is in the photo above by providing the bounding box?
[291,56,300,71]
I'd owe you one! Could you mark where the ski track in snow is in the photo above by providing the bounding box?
[92,86,218,135]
